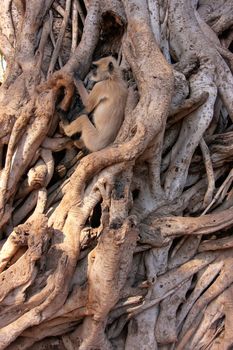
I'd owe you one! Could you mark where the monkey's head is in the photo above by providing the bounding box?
[88,56,120,85]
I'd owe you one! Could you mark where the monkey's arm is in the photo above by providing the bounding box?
[65,83,107,119]
[72,80,106,118]
[59,78,75,111]
[58,79,88,124]
[75,79,89,106]
[85,83,108,113]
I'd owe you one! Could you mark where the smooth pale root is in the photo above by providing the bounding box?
[2,0,233,349]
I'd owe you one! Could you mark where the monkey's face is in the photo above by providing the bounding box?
[87,57,118,87]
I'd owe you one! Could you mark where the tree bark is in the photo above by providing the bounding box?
[0,0,233,349]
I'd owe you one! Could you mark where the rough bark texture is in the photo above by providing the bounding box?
[0,0,233,349]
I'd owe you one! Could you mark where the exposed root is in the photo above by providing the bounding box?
[200,138,215,208]
[202,167,233,215]
[167,91,209,129]
[0,0,233,349]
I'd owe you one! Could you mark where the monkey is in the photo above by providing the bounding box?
[59,56,128,152]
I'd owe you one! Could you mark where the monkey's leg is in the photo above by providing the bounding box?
[62,115,103,152]
[61,115,94,137]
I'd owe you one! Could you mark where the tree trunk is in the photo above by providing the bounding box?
[0,0,233,349]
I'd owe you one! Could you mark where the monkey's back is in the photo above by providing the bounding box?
[92,78,128,149]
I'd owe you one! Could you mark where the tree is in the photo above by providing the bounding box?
[0,0,233,348]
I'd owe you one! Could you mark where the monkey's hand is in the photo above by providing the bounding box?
[57,107,69,124]
[59,119,68,136]
[76,108,88,118]
[58,110,69,135]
